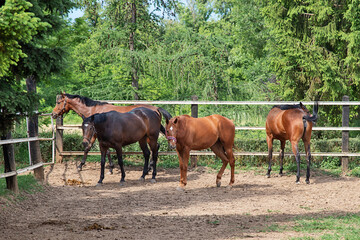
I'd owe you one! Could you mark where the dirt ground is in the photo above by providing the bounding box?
[1,161,360,240]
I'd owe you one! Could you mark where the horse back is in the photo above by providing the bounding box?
[180,114,234,150]
[266,108,308,141]
[94,111,147,146]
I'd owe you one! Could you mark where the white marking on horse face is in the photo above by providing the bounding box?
[170,126,173,131]
[84,124,88,127]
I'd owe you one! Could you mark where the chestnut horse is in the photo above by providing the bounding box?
[266,102,318,184]
[165,114,235,190]
[82,108,161,185]
[51,92,171,172]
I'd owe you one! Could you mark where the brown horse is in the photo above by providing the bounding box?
[165,114,235,190]
[265,102,318,184]
[51,92,171,172]
[82,108,161,185]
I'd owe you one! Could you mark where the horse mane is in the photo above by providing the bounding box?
[65,94,108,107]
[272,104,302,111]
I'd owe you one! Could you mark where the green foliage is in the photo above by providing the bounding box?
[0,0,44,77]
[0,174,42,199]
[262,0,360,104]
[292,214,360,239]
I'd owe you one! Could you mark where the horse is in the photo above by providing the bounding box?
[82,108,162,186]
[165,114,235,190]
[51,92,171,172]
[265,102,319,184]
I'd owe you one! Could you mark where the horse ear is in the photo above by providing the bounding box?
[61,91,65,97]
[300,102,304,107]
[166,118,169,125]
[90,115,95,122]
[174,117,178,124]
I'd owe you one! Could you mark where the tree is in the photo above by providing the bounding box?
[262,0,360,102]
[0,0,44,135]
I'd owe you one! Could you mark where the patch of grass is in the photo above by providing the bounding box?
[292,214,360,239]
[350,167,360,177]
[259,224,286,233]
[0,174,43,205]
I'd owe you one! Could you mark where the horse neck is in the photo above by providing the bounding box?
[67,98,94,118]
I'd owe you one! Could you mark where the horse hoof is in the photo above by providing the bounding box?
[176,186,185,192]
[279,173,283,177]
[226,185,232,190]
[150,179,156,184]
[139,177,145,182]
[77,167,82,171]
[96,183,102,187]
[306,180,310,184]
[107,171,113,175]
[119,181,125,186]
[216,182,221,187]
[266,174,271,178]
[296,181,300,184]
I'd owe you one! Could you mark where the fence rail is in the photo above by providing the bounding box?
[0,114,55,181]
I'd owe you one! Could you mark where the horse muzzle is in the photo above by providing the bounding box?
[82,140,89,150]
[166,136,177,149]
[51,112,58,119]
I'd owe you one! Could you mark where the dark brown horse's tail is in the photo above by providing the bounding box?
[157,107,172,135]
[303,101,319,123]
[302,101,319,137]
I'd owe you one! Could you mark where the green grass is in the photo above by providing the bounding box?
[0,174,43,204]
[290,214,360,240]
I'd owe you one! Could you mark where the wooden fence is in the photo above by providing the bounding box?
[55,97,360,170]
[0,114,55,192]
[1,97,359,193]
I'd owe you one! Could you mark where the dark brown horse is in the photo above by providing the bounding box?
[82,108,162,186]
[265,102,318,184]
[52,92,171,172]
[165,114,235,190]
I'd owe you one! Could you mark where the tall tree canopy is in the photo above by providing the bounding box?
[262,0,360,101]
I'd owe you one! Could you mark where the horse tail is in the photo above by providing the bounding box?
[157,107,172,122]
[302,101,319,137]
[156,107,172,136]
[303,101,319,123]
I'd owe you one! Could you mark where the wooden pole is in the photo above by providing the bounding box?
[191,95,198,167]
[26,75,44,181]
[1,131,19,193]
[342,95,349,173]
[55,114,64,163]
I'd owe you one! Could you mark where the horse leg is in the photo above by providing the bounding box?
[97,146,108,186]
[304,141,311,184]
[78,146,90,171]
[79,133,97,171]
[148,140,159,183]
[177,147,190,190]
[139,138,151,181]
[279,140,285,176]
[266,135,273,178]
[115,147,126,185]
[210,141,230,187]
[106,150,114,174]
[291,141,301,183]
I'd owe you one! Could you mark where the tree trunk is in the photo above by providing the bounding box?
[26,75,44,181]
[129,1,139,100]
[2,131,19,193]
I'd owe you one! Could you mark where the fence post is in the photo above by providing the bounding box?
[342,95,349,173]
[1,131,19,193]
[55,104,64,163]
[191,95,198,167]
[26,75,44,181]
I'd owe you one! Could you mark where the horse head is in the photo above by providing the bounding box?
[165,117,180,149]
[51,92,70,119]
[82,115,96,150]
